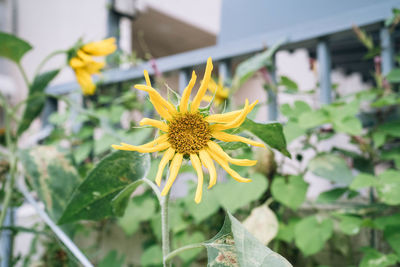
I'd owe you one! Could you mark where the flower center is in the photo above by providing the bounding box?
[168,113,211,155]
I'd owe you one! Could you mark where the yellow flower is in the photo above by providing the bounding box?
[112,58,264,203]
[69,38,117,95]
[203,78,230,106]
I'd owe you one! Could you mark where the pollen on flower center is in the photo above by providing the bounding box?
[168,113,211,155]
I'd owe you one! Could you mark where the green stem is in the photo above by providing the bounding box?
[17,62,30,89]
[164,243,204,263]
[34,50,66,77]
[161,191,171,267]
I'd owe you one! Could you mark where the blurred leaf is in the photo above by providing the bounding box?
[0,31,32,63]
[335,214,363,235]
[283,120,306,143]
[17,69,60,136]
[372,131,386,148]
[240,119,290,157]
[308,154,353,185]
[333,116,362,136]
[141,245,162,267]
[117,194,156,236]
[279,76,298,93]
[232,42,281,91]
[359,247,398,267]
[215,173,268,213]
[381,148,400,169]
[384,225,400,257]
[298,109,329,129]
[58,151,150,224]
[294,216,333,256]
[386,68,400,83]
[271,175,308,210]
[111,180,144,216]
[184,184,221,223]
[376,170,400,205]
[20,146,80,222]
[98,251,125,267]
[73,142,92,164]
[173,231,205,263]
[374,214,400,230]
[349,173,376,190]
[377,121,400,137]
[243,204,278,245]
[276,219,299,243]
[204,212,292,266]
[280,101,311,120]
[316,188,347,204]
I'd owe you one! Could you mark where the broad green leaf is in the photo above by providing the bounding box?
[141,245,162,266]
[204,213,292,267]
[384,225,400,257]
[335,214,363,235]
[316,188,347,204]
[372,131,386,148]
[359,247,398,267]
[381,148,400,169]
[243,204,278,245]
[283,121,306,143]
[386,68,400,83]
[294,216,333,256]
[0,31,32,63]
[279,76,298,93]
[271,175,308,210]
[240,119,290,157]
[58,151,150,224]
[98,251,125,267]
[232,42,281,91]
[374,214,400,230]
[376,170,400,205]
[298,109,329,129]
[308,154,353,185]
[173,231,205,263]
[332,116,362,136]
[214,173,268,213]
[276,219,299,243]
[20,146,81,222]
[111,180,144,216]
[17,69,60,136]
[73,142,93,164]
[349,173,376,190]
[117,194,156,236]
[280,101,311,120]
[377,121,400,137]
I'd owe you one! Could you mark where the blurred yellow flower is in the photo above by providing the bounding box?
[112,58,264,203]
[69,38,117,95]
[203,78,230,106]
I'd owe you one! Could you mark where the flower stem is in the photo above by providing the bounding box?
[34,50,66,77]
[164,243,204,263]
[161,191,171,267]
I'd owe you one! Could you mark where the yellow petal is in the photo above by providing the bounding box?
[69,57,85,69]
[191,57,213,112]
[207,141,257,166]
[212,131,265,148]
[143,70,151,86]
[202,94,213,103]
[85,60,105,75]
[75,69,96,95]
[139,118,169,132]
[161,153,183,196]
[139,134,168,148]
[77,50,94,63]
[207,148,252,183]
[155,147,175,186]
[134,85,177,116]
[190,154,204,203]
[112,141,170,153]
[211,99,250,131]
[180,71,197,113]
[199,149,217,189]
[82,37,117,56]
[205,101,258,123]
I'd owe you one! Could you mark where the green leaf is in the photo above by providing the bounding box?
[279,76,298,93]
[214,173,268,213]
[58,151,150,224]
[111,180,144,216]
[98,251,125,267]
[298,109,329,129]
[333,116,362,136]
[360,247,398,267]
[335,214,363,235]
[376,170,400,205]
[377,121,400,137]
[386,68,400,83]
[0,31,32,63]
[276,219,299,243]
[19,146,81,222]
[17,69,60,136]
[73,142,93,164]
[374,214,400,230]
[294,216,333,256]
[117,194,156,236]
[349,173,376,190]
[280,101,311,120]
[173,231,205,263]
[204,213,292,266]
[240,119,290,157]
[308,154,353,185]
[271,175,308,210]
[283,120,306,143]
[372,131,386,148]
[141,245,162,266]
[316,188,347,204]
[384,225,400,257]
[232,42,281,91]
